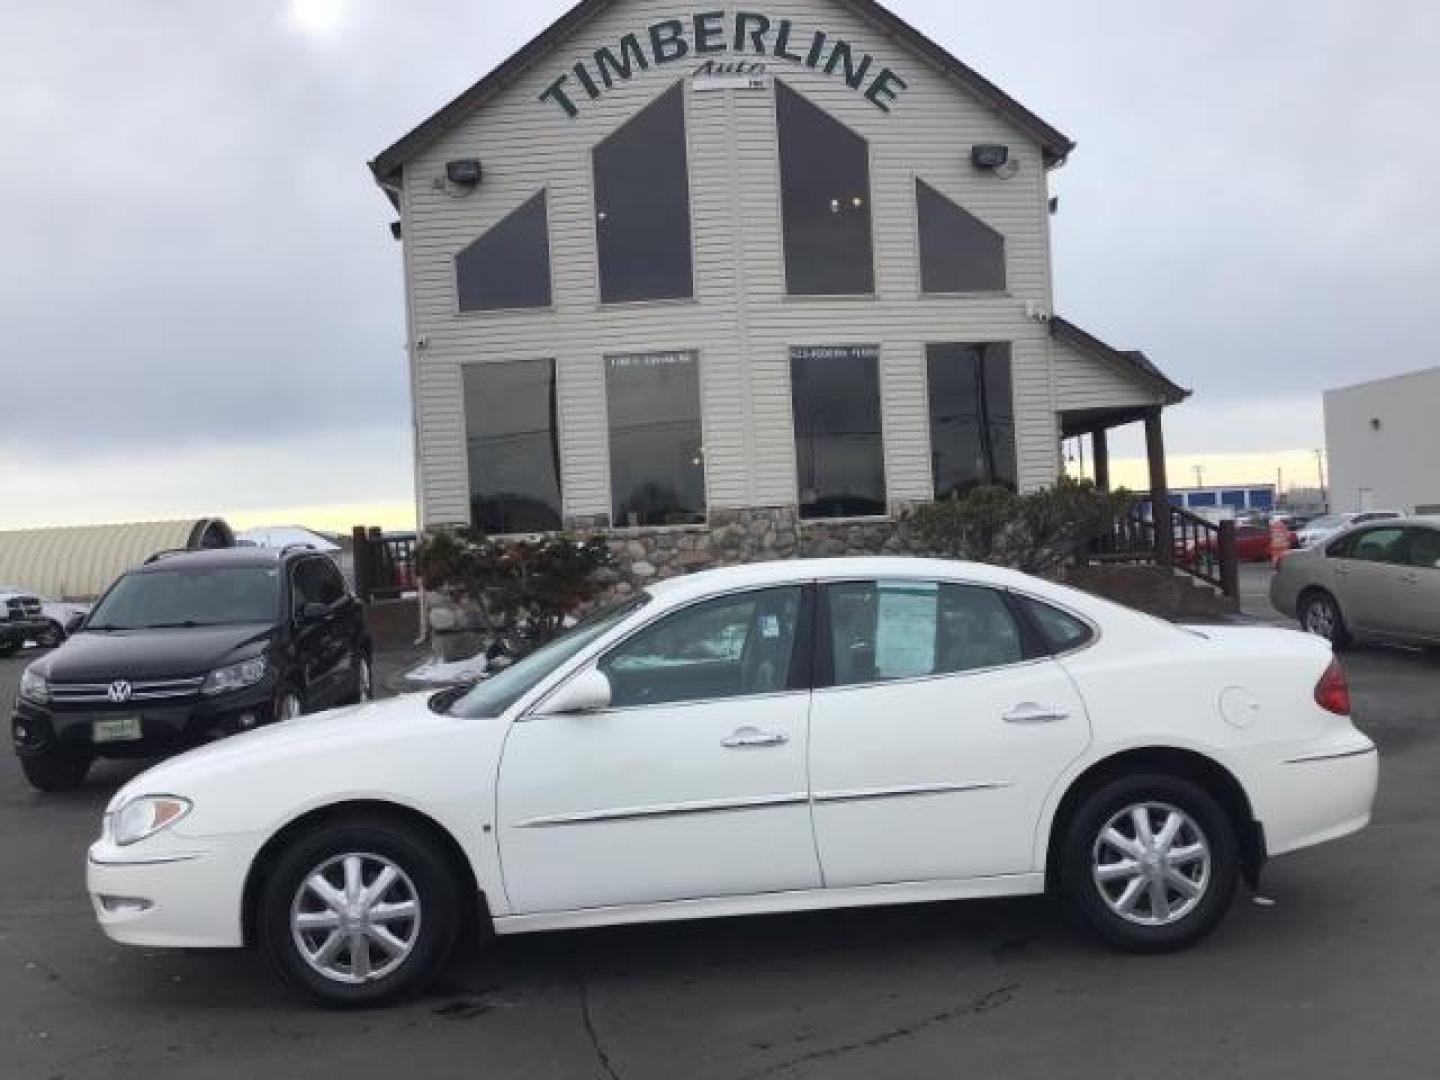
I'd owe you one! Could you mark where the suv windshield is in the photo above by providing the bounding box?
[447,595,650,719]
[86,566,282,629]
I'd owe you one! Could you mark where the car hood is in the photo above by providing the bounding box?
[40,624,275,682]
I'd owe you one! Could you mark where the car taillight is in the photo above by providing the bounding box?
[1315,659,1351,716]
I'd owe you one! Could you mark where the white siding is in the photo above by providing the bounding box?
[400,0,1075,525]
[1050,336,1166,413]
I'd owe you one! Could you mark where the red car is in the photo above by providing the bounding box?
[1180,523,1292,566]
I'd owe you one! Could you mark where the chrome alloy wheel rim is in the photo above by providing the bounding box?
[277,692,302,721]
[1092,802,1211,927]
[357,657,373,701]
[1304,600,1335,639]
[290,853,422,984]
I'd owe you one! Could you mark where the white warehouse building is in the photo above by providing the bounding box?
[369,0,1188,578]
[1325,366,1440,515]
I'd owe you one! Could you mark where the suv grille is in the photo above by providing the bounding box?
[5,596,42,622]
[48,676,206,706]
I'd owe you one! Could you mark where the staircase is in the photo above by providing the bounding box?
[1080,505,1241,616]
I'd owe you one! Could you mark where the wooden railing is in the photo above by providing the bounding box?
[1089,505,1239,600]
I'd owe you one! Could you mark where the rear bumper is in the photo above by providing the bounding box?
[13,676,280,759]
[87,833,259,949]
[1248,732,1378,857]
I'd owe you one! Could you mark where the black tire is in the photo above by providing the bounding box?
[258,816,462,1008]
[36,620,65,649]
[272,684,306,724]
[1061,773,1238,953]
[341,653,373,705]
[1298,589,1351,650]
[20,748,93,792]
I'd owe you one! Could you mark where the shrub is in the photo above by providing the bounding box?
[903,478,1134,573]
[417,528,615,644]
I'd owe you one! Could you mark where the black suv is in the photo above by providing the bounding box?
[11,546,372,792]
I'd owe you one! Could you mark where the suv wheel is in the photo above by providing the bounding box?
[21,748,92,792]
[1061,773,1238,953]
[344,655,373,705]
[258,816,462,1007]
[275,687,305,722]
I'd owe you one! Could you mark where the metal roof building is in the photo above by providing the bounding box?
[0,519,234,600]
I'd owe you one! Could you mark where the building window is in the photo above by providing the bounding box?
[462,359,562,533]
[593,83,694,304]
[455,191,552,311]
[915,179,1006,293]
[790,345,886,519]
[926,343,1017,497]
[606,351,706,527]
[776,81,874,296]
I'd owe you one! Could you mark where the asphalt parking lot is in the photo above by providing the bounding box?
[4,564,1439,1079]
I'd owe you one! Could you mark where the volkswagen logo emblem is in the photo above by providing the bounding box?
[107,680,133,704]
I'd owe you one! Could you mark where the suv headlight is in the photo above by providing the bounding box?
[112,795,192,846]
[19,666,48,705]
[200,656,267,696]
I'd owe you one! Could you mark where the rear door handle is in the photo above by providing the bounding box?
[1003,703,1069,725]
[722,726,789,748]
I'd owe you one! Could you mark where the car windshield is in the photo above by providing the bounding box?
[86,566,282,629]
[446,595,650,719]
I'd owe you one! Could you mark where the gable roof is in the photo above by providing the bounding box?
[1049,315,1190,405]
[368,0,1076,189]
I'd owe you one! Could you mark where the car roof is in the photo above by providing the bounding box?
[642,556,1043,607]
[132,546,321,573]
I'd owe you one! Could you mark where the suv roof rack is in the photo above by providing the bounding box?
[143,549,192,565]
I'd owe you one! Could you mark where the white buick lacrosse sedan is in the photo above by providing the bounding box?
[88,558,1377,1006]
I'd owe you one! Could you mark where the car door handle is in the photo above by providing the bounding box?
[721,727,789,749]
[1003,703,1069,725]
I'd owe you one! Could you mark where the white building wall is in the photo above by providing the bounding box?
[397,0,1135,527]
[1325,366,1440,514]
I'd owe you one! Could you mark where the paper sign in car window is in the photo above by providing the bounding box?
[874,582,939,679]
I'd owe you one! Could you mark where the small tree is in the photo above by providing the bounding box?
[417,528,615,645]
[902,478,1133,573]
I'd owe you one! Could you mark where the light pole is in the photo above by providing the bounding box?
[1314,448,1328,509]
[1193,465,1205,489]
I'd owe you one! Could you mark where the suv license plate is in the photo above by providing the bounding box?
[93,716,143,743]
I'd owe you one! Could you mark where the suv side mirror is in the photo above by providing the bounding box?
[536,668,611,716]
[298,601,330,624]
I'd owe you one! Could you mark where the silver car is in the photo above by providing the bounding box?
[1272,516,1440,648]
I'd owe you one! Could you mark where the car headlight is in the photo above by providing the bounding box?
[200,656,267,696]
[112,795,192,846]
[19,666,49,705]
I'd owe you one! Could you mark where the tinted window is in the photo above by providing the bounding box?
[87,567,281,629]
[293,559,344,610]
[916,179,1006,293]
[824,580,1024,686]
[1019,596,1093,652]
[594,83,693,303]
[1403,528,1440,569]
[791,345,886,519]
[776,81,874,296]
[1348,527,1406,564]
[455,191,552,311]
[926,343,1017,497]
[601,587,804,708]
[607,351,706,527]
[463,360,562,533]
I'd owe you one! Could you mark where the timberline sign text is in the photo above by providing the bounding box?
[540,11,908,118]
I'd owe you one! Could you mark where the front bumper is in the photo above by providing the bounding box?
[13,676,280,759]
[87,832,261,949]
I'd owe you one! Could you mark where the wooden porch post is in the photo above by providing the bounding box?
[1144,408,1174,566]
[1092,428,1110,491]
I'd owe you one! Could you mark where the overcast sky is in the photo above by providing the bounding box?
[3,0,1437,529]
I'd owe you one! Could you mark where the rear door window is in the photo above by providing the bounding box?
[1018,596,1094,653]
[1402,528,1440,570]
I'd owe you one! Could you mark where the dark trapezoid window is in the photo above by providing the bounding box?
[455,191,553,312]
[776,80,874,296]
[594,82,694,304]
[916,179,1006,293]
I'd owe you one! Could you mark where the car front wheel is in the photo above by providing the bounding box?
[1061,773,1238,953]
[1300,590,1351,649]
[258,816,462,1007]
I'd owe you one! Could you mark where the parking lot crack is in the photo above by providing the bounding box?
[577,966,623,1080]
[739,983,1019,1079]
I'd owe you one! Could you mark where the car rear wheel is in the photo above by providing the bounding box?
[1300,590,1351,649]
[1061,773,1238,953]
[20,747,92,792]
[258,817,462,1008]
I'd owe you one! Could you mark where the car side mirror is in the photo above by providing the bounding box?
[536,668,611,716]
[298,601,330,624]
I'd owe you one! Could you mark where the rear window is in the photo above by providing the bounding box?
[1018,597,1094,653]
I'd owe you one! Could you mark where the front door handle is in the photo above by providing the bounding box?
[1003,703,1069,725]
[722,726,789,748]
